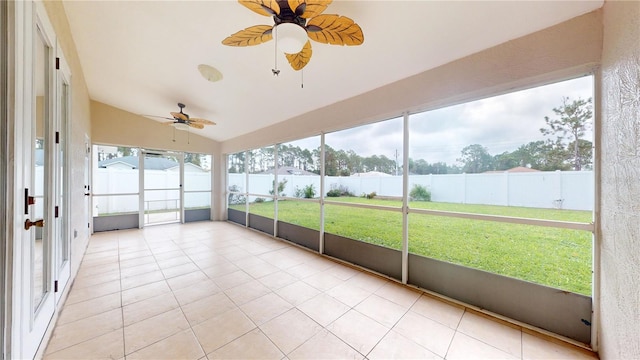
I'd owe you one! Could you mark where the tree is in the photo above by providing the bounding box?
[457,144,494,173]
[540,97,592,170]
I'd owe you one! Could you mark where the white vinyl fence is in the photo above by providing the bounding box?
[230,170,593,211]
[93,168,212,216]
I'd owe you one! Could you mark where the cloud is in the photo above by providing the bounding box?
[283,76,594,166]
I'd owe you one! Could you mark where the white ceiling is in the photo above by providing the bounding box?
[62,0,603,143]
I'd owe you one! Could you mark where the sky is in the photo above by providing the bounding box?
[284,75,594,166]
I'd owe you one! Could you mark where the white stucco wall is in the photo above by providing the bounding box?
[599,1,640,358]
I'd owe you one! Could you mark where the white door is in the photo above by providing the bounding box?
[18,2,57,358]
[54,52,71,302]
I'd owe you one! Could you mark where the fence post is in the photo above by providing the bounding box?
[504,171,510,207]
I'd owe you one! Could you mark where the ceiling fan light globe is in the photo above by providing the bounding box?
[173,122,190,131]
[275,23,307,54]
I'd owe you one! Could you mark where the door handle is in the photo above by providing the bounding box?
[84,192,91,196]
[25,218,45,230]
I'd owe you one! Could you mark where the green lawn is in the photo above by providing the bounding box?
[231,198,593,295]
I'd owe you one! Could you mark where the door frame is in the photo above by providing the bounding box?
[10,1,59,358]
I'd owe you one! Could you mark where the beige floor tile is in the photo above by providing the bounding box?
[71,269,121,289]
[324,264,361,281]
[326,282,373,307]
[181,292,237,325]
[288,329,364,360]
[522,332,597,359]
[368,330,442,360]
[207,328,284,359]
[120,261,161,278]
[192,308,257,354]
[173,280,222,306]
[210,269,253,290]
[224,279,271,306]
[345,272,389,292]
[242,261,281,278]
[258,270,298,290]
[76,262,120,278]
[410,294,465,329]
[162,262,200,279]
[122,292,180,326]
[393,311,455,358]
[121,280,171,306]
[286,262,323,279]
[57,292,121,325]
[121,270,165,290]
[156,255,193,270]
[259,251,303,270]
[65,279,121,305]
[124,307,191,354]
[354,294,408,328]
[297,293,351,327]
[302,271,345,292]
[260,308,323,354]
[119,249,153,261]
[119,255,156,269]
[45,308,123,354]
[446,332,518,359]
[240,293,294,325]
[44,328,124,360]
[457,311,522,358]
[127,329,205,360]
[326,309,390,355]
[167,270,210,291]
[374,282,421,308]
[275,280,321,306]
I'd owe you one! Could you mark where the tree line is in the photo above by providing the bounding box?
[228,97,593,175]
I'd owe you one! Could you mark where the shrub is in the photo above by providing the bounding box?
[228,185,246,205]
[254,197,266,203]
[326,189,341,197]
[293,186,304,198]
[303,184,316,199]
[269,178,288,197]
[410,184,431,201]
[366,191,376,199]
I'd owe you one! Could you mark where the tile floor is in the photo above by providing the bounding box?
[43,221,598,359]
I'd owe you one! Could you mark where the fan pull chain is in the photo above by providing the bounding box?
[272,27,280,77]
[172,127,176,142]
[301,69,304,88]
[187,128,190,145]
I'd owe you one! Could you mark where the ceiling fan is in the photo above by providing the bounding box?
[152,103,216,131]
[222,0,364,71]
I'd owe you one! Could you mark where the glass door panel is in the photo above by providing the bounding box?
[32,27,48,311]
[143,151,182,225]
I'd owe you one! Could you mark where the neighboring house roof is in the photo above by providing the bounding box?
[351,171,393,177]
[98,156,178,170]
[484,166,541,173]
[259,166,318,176]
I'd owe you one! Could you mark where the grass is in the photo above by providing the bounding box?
[230,198,593,295]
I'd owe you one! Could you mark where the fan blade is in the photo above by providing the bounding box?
[285,40,312,70]
[222,25,273,47]
[307,14,364,46]
[239,0,280,17]
[170,111,189,121]
[188,122,205,129]
[288,0,331,18]
[190,118,217,125]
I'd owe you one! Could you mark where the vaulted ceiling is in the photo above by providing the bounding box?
[62,1,603,143]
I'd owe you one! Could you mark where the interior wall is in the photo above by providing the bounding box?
[91,100,220,155]
[221,10,602,154]
[598,1,640,358]
[42,0,92,285]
